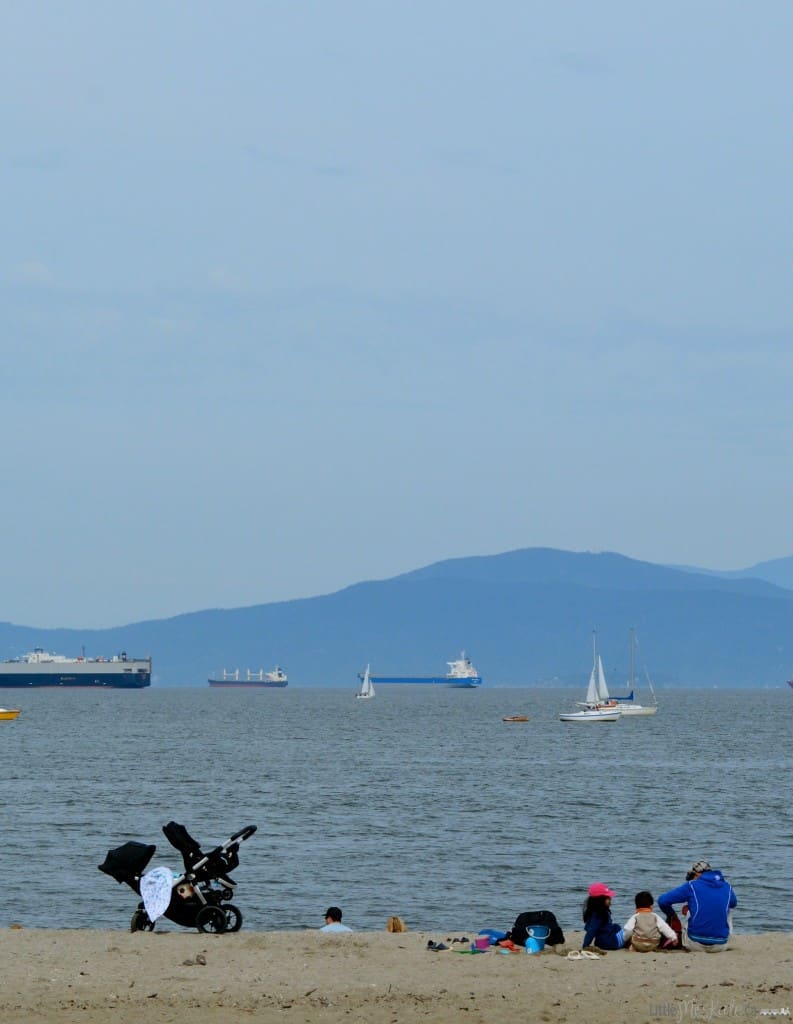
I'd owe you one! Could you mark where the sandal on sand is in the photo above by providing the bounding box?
[567,950,602,960]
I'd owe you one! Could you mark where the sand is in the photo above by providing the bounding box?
[2,928,791,1024]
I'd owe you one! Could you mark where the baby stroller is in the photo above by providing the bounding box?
[99,821,257,933]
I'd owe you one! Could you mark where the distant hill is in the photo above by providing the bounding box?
[670,554,793,592]
[1,548,792,687]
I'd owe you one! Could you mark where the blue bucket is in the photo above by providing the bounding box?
[525,925,550,953]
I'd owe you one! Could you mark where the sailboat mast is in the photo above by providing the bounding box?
[630,627,635,690]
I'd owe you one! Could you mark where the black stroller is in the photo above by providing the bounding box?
[99,821,257,933]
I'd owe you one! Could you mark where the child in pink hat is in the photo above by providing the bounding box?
[582,883,625,951]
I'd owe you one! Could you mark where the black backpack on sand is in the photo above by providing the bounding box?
[507,910,565,947]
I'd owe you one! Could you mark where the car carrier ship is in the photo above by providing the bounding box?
[0,648,152,688]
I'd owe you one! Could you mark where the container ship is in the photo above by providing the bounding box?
[361,652,483,688]
[208,667,288,688]
[0,648,151,688]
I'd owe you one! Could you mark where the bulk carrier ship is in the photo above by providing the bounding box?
[208,667,288,688]
[360,651,483,688]
[0,648,152,688]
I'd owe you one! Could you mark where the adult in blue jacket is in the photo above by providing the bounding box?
[658,861,737,951]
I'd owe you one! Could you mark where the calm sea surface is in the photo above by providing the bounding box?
[1,687,790,935]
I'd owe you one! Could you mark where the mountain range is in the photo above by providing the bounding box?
[1,548,792,687]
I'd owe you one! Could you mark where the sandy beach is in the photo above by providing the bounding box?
[2,928,791,1024]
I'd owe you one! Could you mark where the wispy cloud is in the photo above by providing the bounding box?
[7,261,55,286]
[555,51,615,77]
[9,146,67,171]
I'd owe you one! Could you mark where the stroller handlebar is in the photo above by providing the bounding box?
[230,825,257,842]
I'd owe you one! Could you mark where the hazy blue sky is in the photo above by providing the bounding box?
[2,2,792,628]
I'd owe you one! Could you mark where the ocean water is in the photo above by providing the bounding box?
[1,686,789,935]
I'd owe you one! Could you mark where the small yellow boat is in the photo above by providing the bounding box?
[502,714,530,723]
[0,708,21,721]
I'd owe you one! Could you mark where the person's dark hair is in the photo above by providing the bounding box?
[634,891,654,909]
[583,895,610,923]
[325,906,343,922]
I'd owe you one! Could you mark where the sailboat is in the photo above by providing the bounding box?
[612,629,659,716]
[559,633,621,723]
[356,664,375,700]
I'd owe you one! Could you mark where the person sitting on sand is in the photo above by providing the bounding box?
[320,906,353,933]
[582,883,625,951]
[623,891,679,952]
[658,861,737,951]
[386,915,406,933]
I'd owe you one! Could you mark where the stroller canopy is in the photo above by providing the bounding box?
[162,821,203,870]
[163,821,243,885]
[98,841,157,884]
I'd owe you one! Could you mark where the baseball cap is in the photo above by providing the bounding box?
[588,882,615,898]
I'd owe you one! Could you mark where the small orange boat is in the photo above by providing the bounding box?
[502,715,530,723]
[0,708,21,721]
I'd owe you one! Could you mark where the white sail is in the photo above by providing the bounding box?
[563,633,621,722]
[356,664,375,699]
[596,656,610,702]
[584,664,599,704]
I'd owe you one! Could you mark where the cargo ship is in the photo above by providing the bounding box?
[0,648,151,688]
[208,667,288,688]
[360,652,483,688]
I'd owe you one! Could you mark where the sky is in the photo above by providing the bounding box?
[2,1,793,629]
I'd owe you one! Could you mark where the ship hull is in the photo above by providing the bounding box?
[365,676,482,688]
[208,679,288,688]
[0,669,150,689]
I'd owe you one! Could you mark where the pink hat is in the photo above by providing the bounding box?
[588,882,615,898]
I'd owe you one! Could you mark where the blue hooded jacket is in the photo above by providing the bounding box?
[658,870,737,945]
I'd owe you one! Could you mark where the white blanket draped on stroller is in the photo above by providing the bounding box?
[140,866,174,922]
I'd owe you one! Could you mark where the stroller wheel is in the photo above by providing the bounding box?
[196,905,227,934]
[223,904,243,932]
[130,909,153,933]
